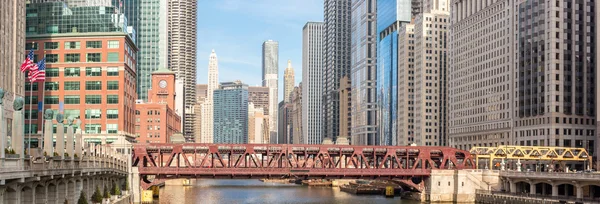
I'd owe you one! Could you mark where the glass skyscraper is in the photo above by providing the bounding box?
[376,0,412,146]
[213,81,249,144]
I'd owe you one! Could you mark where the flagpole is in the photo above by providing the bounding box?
[27,78,33,153]
[39,52,46,152]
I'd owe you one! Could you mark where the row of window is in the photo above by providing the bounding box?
[25,67,119,78]
[27,81,120,91]
[24,123,118,134]
[43,53,119,63]
[27,41,120,50]
[24,109,120,120]
[26,95,119,105]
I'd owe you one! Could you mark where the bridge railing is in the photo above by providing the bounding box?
[500,171,600,180]
[476,189,600,203]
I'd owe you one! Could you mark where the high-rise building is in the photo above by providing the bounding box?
[213,81,248,144]
[350,0,378,145]
[248,103,268,144]
[323,0,352,142]
[200,50,218,143]
[135,69,182,143]
[376,0,412,146]
[397,23,415,146]
[262,40,279,143]
[168,0,198,141]
[411,0,449,146]
[302,22,324,144]
[291,84,302,144]
[248,86,270,116]
[25,2,138,147]
[339,76,351,140]
[0,0,25,142]
[449,0,597,158]
[277,101,292,144]
[283,60,295,103]
[194,84,207,142]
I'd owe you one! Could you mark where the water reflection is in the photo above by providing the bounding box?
[157,179,417,204]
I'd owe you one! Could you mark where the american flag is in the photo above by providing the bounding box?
[20,49,36,73]
[28,58,46,82]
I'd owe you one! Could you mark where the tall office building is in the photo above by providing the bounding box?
[278,101,292,144]
[283,60,295,103]
[248,86,270,116]
[200,50,218,143]
[248,103,268,144]
[302,22,324,144]
[376,0,412,145]
[323,0,352,142]
[339,76,351,139]
[194,84,207,142]
[213,81,249,144]
[350,0,378,145]
[449,0,597,158]
[0,0,25,141]
[262,40,279,143]
[411,0,449,146]
[397,23,415,145]
[291,84,302,144]
[168,0,198,141]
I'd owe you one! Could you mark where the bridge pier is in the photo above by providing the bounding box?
[509,181,516,193]
[552,184,558,196]
[529,182,536,195]
[576,185,583,199]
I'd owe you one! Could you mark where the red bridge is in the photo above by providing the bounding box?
[132,144,474,191]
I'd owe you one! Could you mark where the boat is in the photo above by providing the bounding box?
[301,179,332,186]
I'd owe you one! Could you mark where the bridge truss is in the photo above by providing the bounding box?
[469,145,592,170]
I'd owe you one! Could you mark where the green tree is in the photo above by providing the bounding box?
[103,186,110,199]
[77,190,88,204]
[124,179,130,191]
[112,182,121,195]
[91,186,103,203]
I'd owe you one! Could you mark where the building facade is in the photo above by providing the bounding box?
[0,0,26,143]
[283,60,295,103]
[248,86,269,116]
[262,40,279,143]
[194,84,207,142]
[213,81,248,144]
[302,22,324,144]
[339,76,351,140]
[291,84,302,144]
[376,0,412,145]
[350,0,378,145]
[248,103,268,144]
[25,2,138,146]
[200,50,218,143]
[168,0,198,141]
[135,69,182,143]
[397,23,415,145]
[323,0,352,142]
[277,101,292,144]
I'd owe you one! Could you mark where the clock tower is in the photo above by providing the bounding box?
[148,68,176,108]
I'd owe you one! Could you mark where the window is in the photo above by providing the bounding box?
[86,41,102,48]
[25,110,38,120]
[107,109,119,119]
[45,95,59,104]
[107,67,119,76]
[108,41,120,48]
[64,95,80,104]
[86,53,101,62]
[44,82,59,91]
[85,81,102,90]
[107,53,119,62]
[25,124,38,134]
[107,81,119,90]
[45,54,59,63]
[64,109,80,119]
[64,81,80,90]
[107,124,118,134]
[107,95,119,104]
[85,124,101,134]
[85,67,102,76]
[65,54,80,62]
[26,42,38,50]
[46,68,59,77]
[85,95,101,104]
[25,82,38,91]
[64,67,80,77]
[44,42,59,50]
[25,96,38,104]
[65,41,80,49]
[85,109,101,119]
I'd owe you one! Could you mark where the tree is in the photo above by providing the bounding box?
[78,190,88,204]
[103,186,111,199]
[124,179,130,191]
[112,182,121,196]
[91,186,103,203]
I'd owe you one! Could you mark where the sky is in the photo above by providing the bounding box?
[195,0,323,99]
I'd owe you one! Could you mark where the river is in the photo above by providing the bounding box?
[155,179,419,204]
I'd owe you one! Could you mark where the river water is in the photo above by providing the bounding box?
[156,179,419,204]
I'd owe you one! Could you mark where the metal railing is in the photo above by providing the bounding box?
[500,171,600,180]
[476,189,600,203]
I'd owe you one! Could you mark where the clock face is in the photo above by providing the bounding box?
[159,80,167,88]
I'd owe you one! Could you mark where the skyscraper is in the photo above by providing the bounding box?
[350,0,378,145]
[194,84,207,142]
[262,40,279,143]
[200,50,218,143]
[0,0,25,142]
[302,22,324,144]
[376,0,412,145]
[278,101,292,144]
[248,86,270,116]
[283,60,295,103]
[168,0,198,141]
[397,23,416,145]
[291,84,302,144]
[323,0,352,142]
[213,81,249,144]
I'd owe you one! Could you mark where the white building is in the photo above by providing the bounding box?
[262,40,279,143]
[301,22,324,144]
[200,50,219,143]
